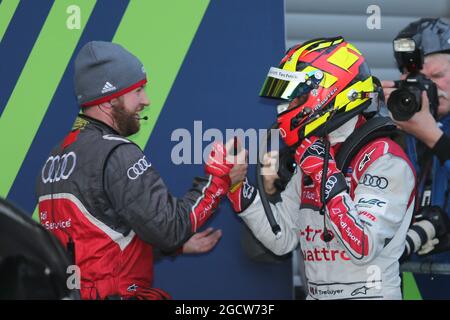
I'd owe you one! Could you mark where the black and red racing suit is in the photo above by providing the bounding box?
[36,115,227,299]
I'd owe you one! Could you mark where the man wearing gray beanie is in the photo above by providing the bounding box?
[74,41,148,137]
[35,41,248,299]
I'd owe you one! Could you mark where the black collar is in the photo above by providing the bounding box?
[77,114,121,136]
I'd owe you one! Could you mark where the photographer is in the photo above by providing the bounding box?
[383,18,450,259]
[382,18,450,163]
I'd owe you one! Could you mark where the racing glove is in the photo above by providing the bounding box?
[187,143,233,232]
[227,177,257,213]
[204,142,233,187]
[295,136,347,203]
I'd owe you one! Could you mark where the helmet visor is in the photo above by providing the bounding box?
[259,67,307,100]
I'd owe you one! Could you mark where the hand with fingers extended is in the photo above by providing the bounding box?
[182,227,222,254]
[295,136,347,203]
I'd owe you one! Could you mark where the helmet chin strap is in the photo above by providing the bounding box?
[320,137,334,243]
[319,110,335,243]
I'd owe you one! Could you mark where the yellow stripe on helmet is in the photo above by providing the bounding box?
[283,39,323,71]
[304,112,330,137]
[326,46,359,71]
[333,77,374,111]
[284,38,344,72]
[304,76,373,137]
[346,43,362,55]
[309,37,344,52]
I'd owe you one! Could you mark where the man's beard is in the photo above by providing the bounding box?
[111,103,140,137]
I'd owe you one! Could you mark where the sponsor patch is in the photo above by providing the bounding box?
[360,173,389,189]
[355,194,388,215]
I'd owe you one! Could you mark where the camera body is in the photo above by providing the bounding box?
[387,72,439,121]
[387,37,439,121]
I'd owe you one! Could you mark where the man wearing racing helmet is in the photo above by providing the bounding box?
[383,18,450,163]
[227,37,416,299]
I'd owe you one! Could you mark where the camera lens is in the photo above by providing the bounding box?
[400,94,412,106]
[387,88,421,121]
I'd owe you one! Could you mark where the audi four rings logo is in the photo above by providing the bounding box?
[127,156,152,180]
[41,152,77,184]
[325,175,338,197]
[361,174,388,189]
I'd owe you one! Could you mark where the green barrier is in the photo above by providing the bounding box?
[0,0,20,43]
[402,272,423,300]
[0,0,96,198]
[31,0,209,220]
[113,0,210,149]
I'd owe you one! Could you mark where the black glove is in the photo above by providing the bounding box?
[274,146,296,192]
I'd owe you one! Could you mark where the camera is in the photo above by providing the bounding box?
[387,73,439,121]
[404,206,450,258]
[387,38,439,121]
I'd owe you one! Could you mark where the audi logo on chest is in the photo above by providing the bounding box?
[127,156,152,180]
[360,174,388,189]
[41,152,77,184]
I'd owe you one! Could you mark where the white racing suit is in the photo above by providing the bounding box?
[240,137,416,299]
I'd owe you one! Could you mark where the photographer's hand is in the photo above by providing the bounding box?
[391,91,444,148]
[381,80,397,102]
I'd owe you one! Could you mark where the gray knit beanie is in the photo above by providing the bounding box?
[74,41,147,107]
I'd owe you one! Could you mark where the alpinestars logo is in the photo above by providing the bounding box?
[101,81,117,94]
[351,285,370,296]
[127,284,138,292]
[242,178,255,199]
[309,143,325,156]
[358,148,376,172]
